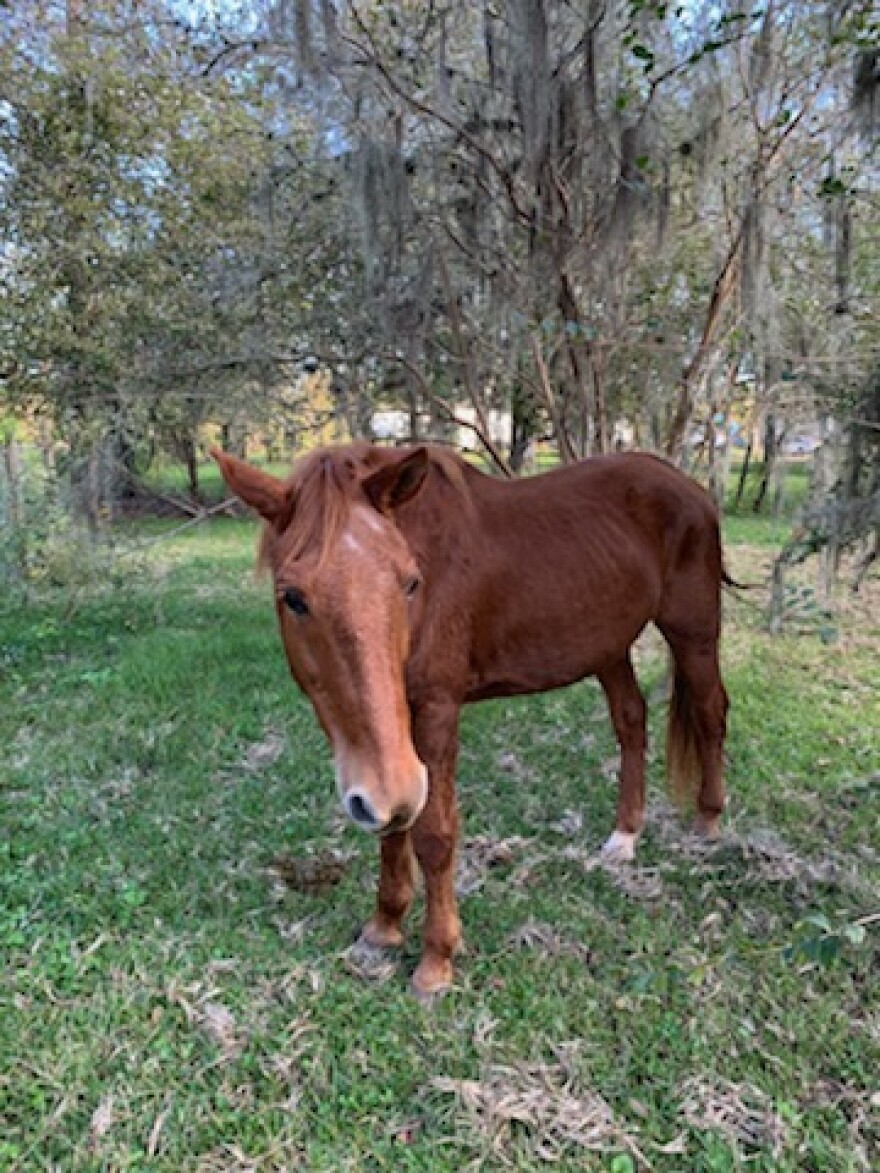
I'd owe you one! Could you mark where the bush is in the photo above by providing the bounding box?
[0,443,146,605]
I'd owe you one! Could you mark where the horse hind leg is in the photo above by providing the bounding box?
[598,656,647,862]
[660,630,728,837]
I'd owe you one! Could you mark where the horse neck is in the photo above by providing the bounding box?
[400,460,485,578]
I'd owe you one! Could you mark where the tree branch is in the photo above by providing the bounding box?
[393,354,513,478]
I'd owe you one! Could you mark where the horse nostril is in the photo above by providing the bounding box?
[345,790,381,830]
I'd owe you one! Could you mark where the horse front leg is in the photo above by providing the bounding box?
[598,656,647,862]
[410,698,462,998]
[359,830,415,949]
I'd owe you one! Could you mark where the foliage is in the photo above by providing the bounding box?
[1,2,286,505]
[0,448,152,602]
[2,2,878,487]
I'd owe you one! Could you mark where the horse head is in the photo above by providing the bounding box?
[213,445,431,835]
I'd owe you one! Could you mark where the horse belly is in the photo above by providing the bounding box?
[465,569,658,701]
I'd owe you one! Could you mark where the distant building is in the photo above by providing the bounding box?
[370,403,512,451]
[371,410,412,441]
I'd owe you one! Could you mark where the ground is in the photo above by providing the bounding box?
[0,505,877,1171]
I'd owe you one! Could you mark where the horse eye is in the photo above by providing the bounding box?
[405,576,421,599]
[283,588,309,616]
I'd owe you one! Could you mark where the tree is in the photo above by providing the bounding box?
[2,1,877,495]
[1,2,277,509]
[213,0,877,469]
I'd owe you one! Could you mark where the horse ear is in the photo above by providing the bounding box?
[211,448,289,524]
[363,447,430,514]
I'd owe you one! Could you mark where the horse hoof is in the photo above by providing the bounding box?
[411,957,453,1002]
[601,830,637,862]
[358,919,405,950]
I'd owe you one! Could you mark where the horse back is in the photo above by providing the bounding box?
[407,452,723,701]
[473,451,722,592]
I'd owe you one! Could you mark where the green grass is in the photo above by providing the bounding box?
[139,458,293,503]
[1,515,877,1171]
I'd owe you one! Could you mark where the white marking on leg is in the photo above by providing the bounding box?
[601,830,637,862]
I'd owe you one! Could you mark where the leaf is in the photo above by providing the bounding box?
[631,44,656,70]
[688,962,712,987]
[121,885,147,907]
[841,923,866,946]
[610,1155,636,1173]
[811,936,842,965]
[802,913,832,933]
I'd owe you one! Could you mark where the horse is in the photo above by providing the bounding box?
[212,443,729,997]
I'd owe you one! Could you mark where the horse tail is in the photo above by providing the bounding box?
[665,662,702,810]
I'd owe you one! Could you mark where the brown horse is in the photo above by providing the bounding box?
[213,443,728,996]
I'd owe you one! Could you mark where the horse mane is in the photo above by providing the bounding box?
[256,443,472,574]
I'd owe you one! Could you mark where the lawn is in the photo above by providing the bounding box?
[1,506,877,1171]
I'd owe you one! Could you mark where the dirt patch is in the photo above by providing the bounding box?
[646,798,873,898]
[506,918,593,963]
[268,850,351,893]
[431,1057,644,1163]
[805,1080,878,1169]
[680,1075,786,1158]
[339,940,400,984]
[456,835,535,896]
[723,827,866,892]
[241,729,286,772]
[166,982,243,1058]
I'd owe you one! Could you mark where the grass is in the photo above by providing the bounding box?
[1,509,878,1171]
[139,460,292,504]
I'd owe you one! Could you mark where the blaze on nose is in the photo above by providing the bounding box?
[344,789,416,834]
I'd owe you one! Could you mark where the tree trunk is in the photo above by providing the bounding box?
[771,450,787,516]
[706,410,723,511]
[530,333,577,465]
[734,403,761,511]
[753,412,780,514]
[2,439,22,530]
[707,362,739,510]
[734,435,753,510]
[222,424,246,457]
[184,437,201,504]
[557,273,596,458]
[590,348,609,455]
[406,378,421,441]
[665,236,741,460]
[509,377,535,473]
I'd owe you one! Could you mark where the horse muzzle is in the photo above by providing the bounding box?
[342,765,428,835]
